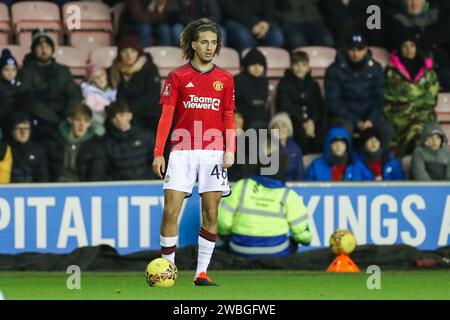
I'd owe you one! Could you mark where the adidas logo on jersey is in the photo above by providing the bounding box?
[186,82,195,88]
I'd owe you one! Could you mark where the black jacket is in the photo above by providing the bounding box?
[324,50,384,125]
[234,72,269,128]
[276,70,323,125]
[103,124,155,181]
[116,53,162,121]
[9,139,49,183]
[218,0,276,28]
[19,54,82,126]
[178,0,222,24]
[0,78,30,130]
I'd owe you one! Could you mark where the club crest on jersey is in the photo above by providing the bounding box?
[163,83,171,96]
[213,81,224,91]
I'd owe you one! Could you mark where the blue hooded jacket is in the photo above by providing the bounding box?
[356,152,405,181]
[306,128,370,181]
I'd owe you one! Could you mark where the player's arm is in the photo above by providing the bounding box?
[152,104,175,178]
[223,77,236,168]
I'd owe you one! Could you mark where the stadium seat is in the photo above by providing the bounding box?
[436,93,450,122]
[54,46,89,78]
[242,47,290,78]
[89,46,117,68]
[63,1,113,50]
[440,122,450,147]
[112,2,125,35]
[293,46,336,78]
[370,46,390,69]
[0,3,11,45]
[302,153,321,173]
[213,47,240,75]
[0,45,29,66]
[144,46,184,77]
[11,1,61,46]
[401,155,412,179]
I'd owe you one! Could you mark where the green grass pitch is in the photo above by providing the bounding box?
[0,270,449,300]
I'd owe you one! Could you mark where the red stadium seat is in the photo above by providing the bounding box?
[63,1,112,50]
[54,46,89,78]
[0,3,11,45]
[436,93,450,122]
[213,47,240,75]
[370,46,390,69]
[293,46,336,78]
[144,46,185,77]
[11,1,61,46]
[112,2,125,35]
[0,45,30,66]
[242,47,290,78]
[89,46,117,68]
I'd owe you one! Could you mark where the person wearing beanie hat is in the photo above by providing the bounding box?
[234,47,269,129]
[18,29,82,142]
[7,112,49,182]
[109,33,161,132]
[81,65,117,136]
[356,127,405,181]
[384,31,439,158]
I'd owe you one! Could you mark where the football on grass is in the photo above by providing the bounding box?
[329,229,357,255]
[145,258,178,288]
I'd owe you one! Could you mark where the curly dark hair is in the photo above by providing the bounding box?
[180,19,223,61]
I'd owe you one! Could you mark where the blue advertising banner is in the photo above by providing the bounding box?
[0,182,449,254]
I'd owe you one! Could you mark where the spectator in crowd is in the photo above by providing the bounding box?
[269,112,304,181]
[219,0,284,52]
[109,34,162,132]
[356,127,405,181]
[103,101,155,181]
[218,135,311,257]
[81,65,117,136]
[118,0,183,47]
[8,113,49,183]
[386,0,450,91]
[177,0,227,45]
[0,128,12,184]
[276,51,324,154]
[384,35,439,157]
[319,0,386,48]
[325,33,393,149]
[234,47,269,130]
[0,49,28,134]
[19,29,82,142]
[277,0,333,50]
[46,103,105,182]
[306,127,368,181]
[411,122,450,181]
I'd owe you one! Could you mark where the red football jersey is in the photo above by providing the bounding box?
[160,63,235,151]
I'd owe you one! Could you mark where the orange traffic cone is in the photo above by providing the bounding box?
[327,254,360,272]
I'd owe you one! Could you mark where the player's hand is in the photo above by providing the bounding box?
[223,151,234,169]
[152,156,166,179]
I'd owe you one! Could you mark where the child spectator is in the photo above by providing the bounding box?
[306,127,368,181]
[8,113,49,183]
[276,50,324,154]
[234,47,269,130]
[356,127,405,181]
[411,122,450,181]
[81,65,117,136]
[46,103,105,182]
[269,112,304,181]
[103,101,156,181]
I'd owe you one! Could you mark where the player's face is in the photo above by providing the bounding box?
[1,64,17,82]
[192,31,218,63]
[111,112,132,132]
[120,48,139,66]
[331,140,347,157]
[425,133,442,151]
[69,115,91,139]
[365,137,381,153]
[12,121,31,144]
[401,41,417,60]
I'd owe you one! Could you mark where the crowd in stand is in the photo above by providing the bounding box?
[0,0,449,183]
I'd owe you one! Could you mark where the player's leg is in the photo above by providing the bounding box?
[160,189,186,264]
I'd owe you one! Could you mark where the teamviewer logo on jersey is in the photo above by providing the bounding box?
[183,95,220,111]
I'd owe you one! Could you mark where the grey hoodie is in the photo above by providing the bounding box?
[411,122,450,181]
